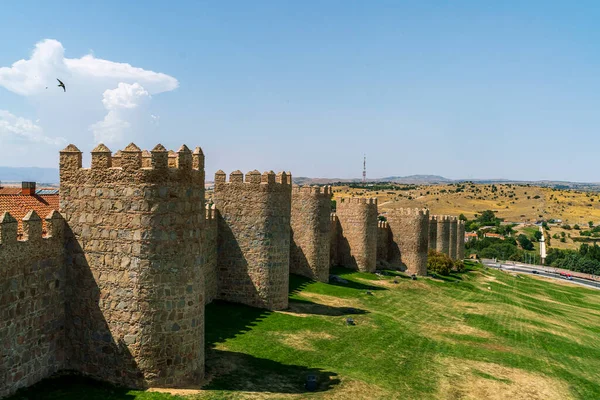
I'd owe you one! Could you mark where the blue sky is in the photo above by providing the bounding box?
[1,1,599,181]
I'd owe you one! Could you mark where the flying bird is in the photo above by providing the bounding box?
[57,78,66,92]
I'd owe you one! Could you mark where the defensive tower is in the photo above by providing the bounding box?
[436,215,451,256]
[456,219,466,260]
[387,208,430,276]
[213,170,292,310]
[290,185,332,282]
[335,197,378,272]
[428,216,438,251]
[449,217,458,260]
[59,143,205,388]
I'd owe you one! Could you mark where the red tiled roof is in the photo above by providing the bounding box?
[0,192,59,234]
[0,187,22,195]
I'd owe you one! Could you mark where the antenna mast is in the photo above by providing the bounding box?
[362,154,366,184]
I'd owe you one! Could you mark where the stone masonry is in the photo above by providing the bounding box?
[0,139,472,398]
[428,216,437,251]
[0,211,65,398]
[59,143,205,388]
[213,170,292,311]
[449,217,458,260]
[457,220,466,260]
[335,198,378,272]
[377,220,390,264]
[435,215,451,256]
[290,185,332,283]
[387,208,430,276]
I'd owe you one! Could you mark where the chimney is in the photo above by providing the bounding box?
[21,181,36,196]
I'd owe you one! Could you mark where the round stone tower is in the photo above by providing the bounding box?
[456,219,466,260]
[335,197,378,272]
[387,208,430,276]
[428,216,438,251]
[59,143,205,388]
[449,216,458,260]
[436,215,451,256]
[290,185,332,282]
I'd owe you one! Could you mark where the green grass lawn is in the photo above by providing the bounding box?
[9,262,600,399]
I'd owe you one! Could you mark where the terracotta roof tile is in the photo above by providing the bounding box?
[0,191,59,234]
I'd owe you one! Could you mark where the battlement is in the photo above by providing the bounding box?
[337,197,378,206]
[330,212,338,222]
[437,215,451,222]
[393,207,429,217]
[378,220,389,228]
[60,143,205,183]
[292,185,332,196]
[0,210,64,245]
[214,170,292,186]
[205,203,216,222]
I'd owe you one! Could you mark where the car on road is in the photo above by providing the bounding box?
[532,270,538,274]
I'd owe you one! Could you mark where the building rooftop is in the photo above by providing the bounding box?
[0,183,59,235]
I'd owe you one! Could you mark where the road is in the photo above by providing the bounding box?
[481,259,600,291]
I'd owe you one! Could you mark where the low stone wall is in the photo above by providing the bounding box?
[0,211,66,399]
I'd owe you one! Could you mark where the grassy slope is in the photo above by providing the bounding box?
[9,263,600,400]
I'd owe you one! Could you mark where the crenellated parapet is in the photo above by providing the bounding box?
[448,216,458,260]
[456,219,466,260]
[214,169,292,311]
[436,215,451,256]
[387,208,430,276]
[290,185,332,282]
[335,197,378,272]
[59,143,205,389]
[0,210,66,398]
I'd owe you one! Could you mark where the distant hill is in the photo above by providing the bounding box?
[0,167,59,185]
[381,175,452,184]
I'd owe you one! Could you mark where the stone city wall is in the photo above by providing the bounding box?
[449,217,458,260]
[457,220,466,260]
[213,170,292,311]
[290,186,332,283]
[335,198,378,273]
[387,208,430,276]
[428,216,437,251]
[59,143,205,389]
[376,220,390,264]
[0,211,66,399]
[203,204,218,304]
[436,216,451,256]
[329,213,340,267]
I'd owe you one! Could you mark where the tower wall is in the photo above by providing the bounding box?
[457,220,466,260]
[329,213,340,267]
[0,211,66,398]
[59,143,205,388]
[213,170,292,311]
[335,198,378,272]
[387,208,429,276]
[428,216,438,250]
[436,216,451,256]
[290,185,332,282]
[203,204,217,304]
[449,217,458,260]
[377,220,390,264]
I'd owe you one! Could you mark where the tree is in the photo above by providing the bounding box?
[533,231,542,241]
[331,199,337,211]
[517,234,534,251]
[459,213,467,221]
[589,221,595,228]
[427,250,453,275]
[542,221,550,230]
[574,224,580,230]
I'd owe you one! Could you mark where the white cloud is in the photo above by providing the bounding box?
[0,109,66,146]
[0,39,178,155]
[91,83,151,143]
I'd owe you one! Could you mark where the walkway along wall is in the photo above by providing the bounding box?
[213,170,292,311]
[59,143,205,389]
[387,208,430,276]
[290,186,332,282]
[0,211,66,398]
[335,198,378,272]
